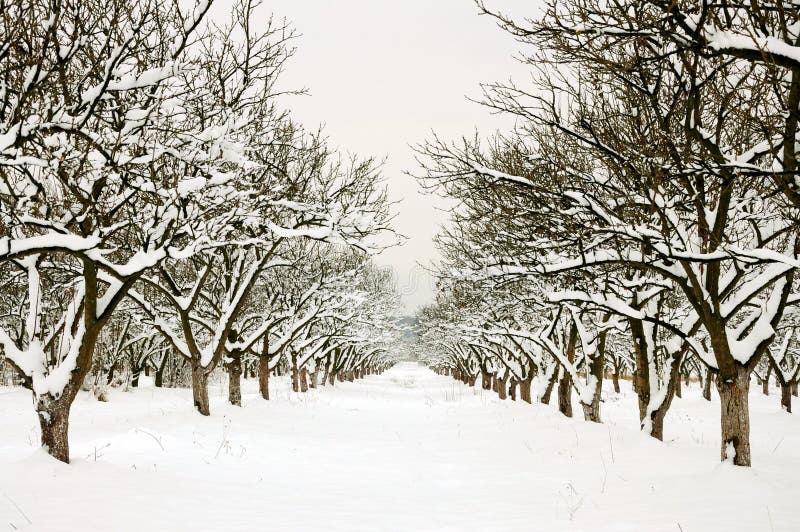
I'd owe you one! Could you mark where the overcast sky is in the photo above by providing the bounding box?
[233,1,530,313]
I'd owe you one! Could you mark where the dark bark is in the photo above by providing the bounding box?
[497,373,509,400]
[105,361,117,385]
[509,378,518,401]
[781,382,792,413]
[258,349,269,401]
[38,397,71,463]
[191,363,210,416]
[558,324,577,418]
[226,350,242,407]
[299,367,309,393]
[716,365,752,466]
[703,368,713,401]
[582,325,606,423]
[540,366,558,405]
[557,368,572,417]
[154,354,168,388]
[519,375,533,403]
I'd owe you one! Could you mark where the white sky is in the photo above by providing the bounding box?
[233,1,530,313]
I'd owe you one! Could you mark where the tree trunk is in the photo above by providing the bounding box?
[226,351,242,407]
[541,367,558,405]
[37,396,71,463]
[321,361,329,387]
[300,367,309,393]
[310,366,319,389]
[703,368,713,401]
[329,370,336,386]
[612,367,620,393]
[716,365,752,466]
[763,365,772,395]
[154,355,168,388]
[258,339,270,400]
[106,361,117,385]
[191,363,210,416]
[290,351,300,392]
[258,358,270,401]
[497,373,508,400]
[675,372,683,398]
[781,382,792,413]
[481,372,492,390]
[557,369,572,417]
[792,380,798,397]
[519,375,533,404]
[509,378,518,401]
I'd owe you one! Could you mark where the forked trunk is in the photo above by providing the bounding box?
[716,365,752,466]
[191,363,210,416]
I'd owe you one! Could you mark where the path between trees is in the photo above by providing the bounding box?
[1,363,799,531]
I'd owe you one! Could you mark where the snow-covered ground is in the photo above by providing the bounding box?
[1,362,799,531]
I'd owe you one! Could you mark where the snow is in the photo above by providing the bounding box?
[2,363,800,531]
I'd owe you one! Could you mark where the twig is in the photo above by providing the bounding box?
[599,452,608,493]
[3,494,32,525]
[608,426,615,463]
[771,437,784,455]
[135,428,165,451]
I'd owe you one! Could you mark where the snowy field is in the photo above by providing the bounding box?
[2,362,799,532]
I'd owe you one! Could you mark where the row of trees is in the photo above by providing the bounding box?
[415,0,800,466]
[0,0,398,462]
